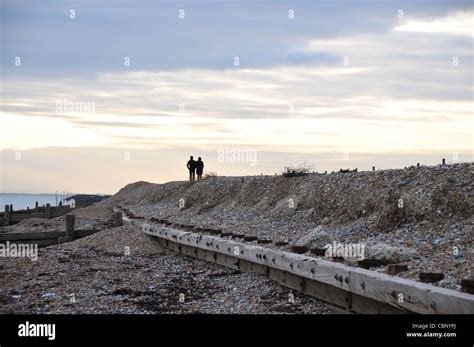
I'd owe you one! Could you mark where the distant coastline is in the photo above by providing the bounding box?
[0,193,110,212]
[0,193,57,212]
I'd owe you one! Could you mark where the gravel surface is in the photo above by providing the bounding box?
[1,162,471,314]
[0,226,332,314]
[105,163,473,291]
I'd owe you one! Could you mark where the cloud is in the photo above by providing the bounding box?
[1,1,472,192]
[1,51,472,152]
[2,1,472,76]
[394,10,473,36]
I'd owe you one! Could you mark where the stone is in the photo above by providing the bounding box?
[365,241,418,264]
[292,225,338,253]
[387,264,409,275]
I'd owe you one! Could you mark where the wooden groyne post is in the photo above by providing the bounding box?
[65,214,76,241]
[45,203,51,219]
[35,201,39,213]
[4,205,10,226]
[114,212,123,227]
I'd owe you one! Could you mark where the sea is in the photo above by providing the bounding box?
[0,193,66,212]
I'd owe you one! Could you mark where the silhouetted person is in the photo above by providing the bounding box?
[196,157,204,181]
[187,156,196,181]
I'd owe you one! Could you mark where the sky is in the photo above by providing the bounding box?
[0,0,473,194]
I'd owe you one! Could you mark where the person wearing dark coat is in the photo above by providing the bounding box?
[196,157,204,181]
[187,156,196,181]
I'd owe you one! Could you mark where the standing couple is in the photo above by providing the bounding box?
[186,156,204,181]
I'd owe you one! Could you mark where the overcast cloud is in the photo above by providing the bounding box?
[1,0,472,193]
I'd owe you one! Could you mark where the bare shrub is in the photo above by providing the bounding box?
[282,163,312,178]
